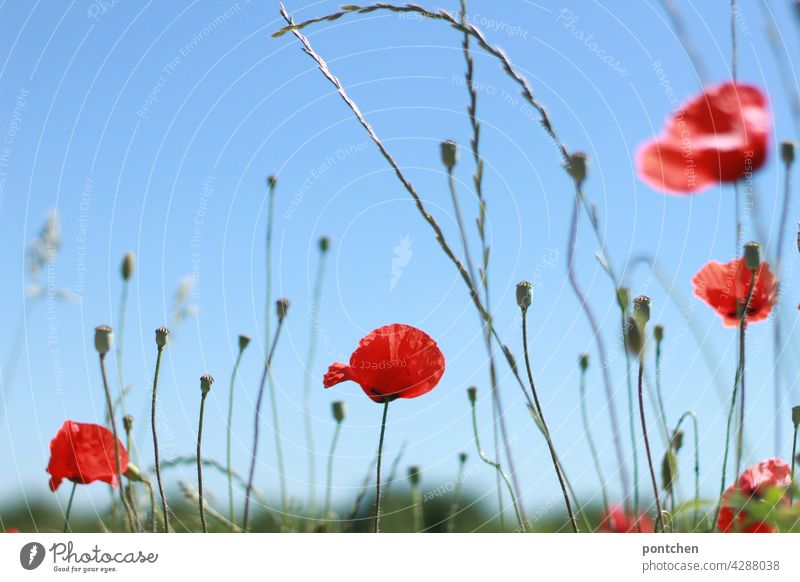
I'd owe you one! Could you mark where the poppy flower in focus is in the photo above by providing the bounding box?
[692,257,776,327]
[46,420,129,492]
[599,504,654,533]
[636,82,770,194]
[323,323,445,403]
[718,458,791,533]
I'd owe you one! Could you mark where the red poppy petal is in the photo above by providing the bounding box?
[323,362,356,388]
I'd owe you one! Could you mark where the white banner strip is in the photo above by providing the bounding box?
[2,533,799,581]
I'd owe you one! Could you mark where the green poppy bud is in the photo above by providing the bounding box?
[238,334,251,351]
[319,236,331,253]
[200,374,214,394]
[467,386,477,404]
[155,327,170,349]
[661,449,679,493]
[633,295,651,328]
[654,324,664,342]
[516,281,533,311]
[565,152,589,187]
[123,415,134,434]
[94,325,113,355]
[332,401,346,423]
[579,353,589,371]
[671,429,684,452]
[440,140,458,170]
[408,466,421,486]
[782,140,796,166]
[121,251,135,281]
[616,287,630,311]
[792,405,800,427]
[458,452,468,464]
[276,298,290,321]
[743,241,762,272]
[267,175,278,189]
[624,316,644,357]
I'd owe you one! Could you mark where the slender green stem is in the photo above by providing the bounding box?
[243,317,286,531]
[713,274,756,530]
[410,480,422,532]
[654,336,670,443]
[639,360,663,533]
[323,420,342,519]
[579,362,609,520]
[226,347,245,531]
[469,396,525,532]
[99,354,134,532]
[621,312,640,525]
[62,482,77,533]
[373,401,390,533]
[673,411,701,530]
[304,247,329,517]
[521,309,578,532]
[150,346,168,532]
[197,391,209,533]
[790,425,798,505]
[124,429,138,527]
[115,281,130,415]
[736,307,747,478]
[446,455,468,533]
[145,479,157,534]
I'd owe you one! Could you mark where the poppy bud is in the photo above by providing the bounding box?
[276,298,290,321]
[654,324,664,342]
[516,281,533,311]
[155,327,170,349]
[440,140,458,170]
[200,374,214,394]
[467,386,477,404]
[267,175,278,189]
[616,287,630,311]
[122,415,134,434]
[792,405,800,427]
[121,251,135,281]
[124,463,145,483]
[671,429,684,451]
[579,353,589,371]
[565,152,589,187]
[782,141,796,166]
[94,325,113,355]
[458,452,468,464]
[661,449,679,493]
[624,316,644,356]
[408,465,421,486]
[743,241,762,272]
[319,236,331,253]
[238,334,251,352]
[332,400,346,423]
[633,295,651,328]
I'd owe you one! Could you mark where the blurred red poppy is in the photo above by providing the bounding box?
[636,82,769,194]
[3,528,19,533]
[692,257,776,327]
[323,323,445,403]
[46,420,129,492]
[718,458,791,533]
[599,504,654,533]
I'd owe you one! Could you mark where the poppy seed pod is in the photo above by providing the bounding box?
[440,140,458,170]
[276,298,290,321]
[516,281,533,311]
[200,375,214,394]
[782,141,796,166]
[579,353,589,371]
[319,236,331,253]
[633,295,651,327]
[267,175,278,189]
[743,241,762,272]
[616,287,630,311]
[624,316,645,356]
[94,325,113,355]
[155,327,170,349]
[792,405,800,427]
[121,251,135,281]
[122,415,134,434]
[332,401,346,423]
[408,466,421,486]
[238,334,251,352]
[654,324,664,342]
[467,386,477,404]
[566,152,588,187]
[458,452,468,464]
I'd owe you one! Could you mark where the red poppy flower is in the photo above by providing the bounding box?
[599,504,654,533]
[636,82,770,194]
[46,420,129,492]
[323,323,445,403]
[692,257,776,327]
[718,458,791,533]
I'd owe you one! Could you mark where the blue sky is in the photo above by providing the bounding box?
[1,0,800,526]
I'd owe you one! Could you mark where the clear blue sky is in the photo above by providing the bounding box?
[1,0,800,525]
